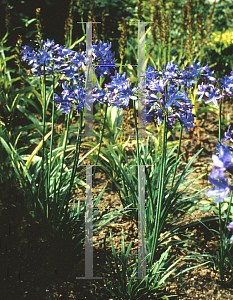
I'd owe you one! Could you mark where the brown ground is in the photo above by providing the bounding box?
[1,99,233,299]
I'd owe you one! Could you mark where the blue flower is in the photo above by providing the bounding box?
[206,177,232,203]
[196,82,208,101]
[220,75,233,96]
[92,40,115,78]
[204,84,222,107]
[178,109,195,134]
[227,222,233,231]
[221,125,233,143]
[189,61,202,79]
[54,78,86,115]
[164,87,181,108]
[210,154,228,180]
[179,69,197,88]
[201,63,216,83]
[164,62,179,80]
[105,71,137,109]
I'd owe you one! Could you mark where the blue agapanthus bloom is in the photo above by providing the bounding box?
[201,63,216,83]
[206,177,232,203]
[54,77,86,115]
[221,125,233,143]
[92,40,115,78]
[204,84,222,107]
[94,71,137,109]
[22,39,120,115]
[206,141,233,202]
[140,63,199,132]
[220,74,233,97]
[196,83,222,107]
[22,39,76,76]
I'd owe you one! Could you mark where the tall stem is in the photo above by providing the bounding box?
[218,98,223,281]
[219,99,222,142]
[64,107,84,207]
[40,62,46,215]
[56,110,72,203]
[171,124,183,189]
[150,115,167,265]
[93,103,108,179]
[47,75,55,219]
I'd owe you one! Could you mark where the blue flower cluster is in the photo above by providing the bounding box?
[201,69,233,244]
[206,141,233,203]
[133,61,223,133]
[205,69,233,207]
[206,126,233,243]
[22,39,86,76]
[92,40,115,78]
[92,70,137,110]
[22,39,118,114]
[22,40,226,132]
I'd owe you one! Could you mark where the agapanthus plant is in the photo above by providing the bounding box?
[205,70,233,283]
[134,61,223,135]
[22,39,118,115]
[20,38,136,244]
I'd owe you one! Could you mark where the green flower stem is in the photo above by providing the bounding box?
[218,202,224,281]
[171,124,183,189]
[56,110,72,204]
[151,115,168,264]
[218,98,224,281]
[133,99,139,164]
[64,107,84,206]
[219,99,222,141]
[93,103,108,179]
[41,62,47,212]
[47,75,55,219]
[225,191,233,229]
[133,99,141,210]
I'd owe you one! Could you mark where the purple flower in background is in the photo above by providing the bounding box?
[201,63,216,83]
[221,125,233,143]
[204,84,222,107]
[189,61,202,79]
[227,222,233,243]
[210,144,233,179]
[206,177,232,203]
[227,222,233,231]
[211,154,228,180]
[220,75,233,96]
[196,82,208,101]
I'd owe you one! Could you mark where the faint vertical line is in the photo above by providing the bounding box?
[76,165,102,279]
[85,164,93,278]
[84,22,94,136]
[138,164,146,278]
[138,22,147,137]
